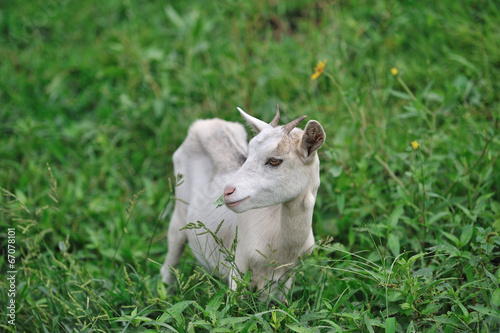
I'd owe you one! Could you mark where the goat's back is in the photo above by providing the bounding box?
[173,119,248,204]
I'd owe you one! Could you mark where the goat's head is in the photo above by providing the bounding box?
[224,106,326,213]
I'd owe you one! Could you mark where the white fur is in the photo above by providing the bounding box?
[161,108,325,301]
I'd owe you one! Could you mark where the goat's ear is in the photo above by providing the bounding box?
[237,107,268,133]
[300,120,326,160]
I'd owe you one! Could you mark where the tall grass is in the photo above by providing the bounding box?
[1,0,499,332]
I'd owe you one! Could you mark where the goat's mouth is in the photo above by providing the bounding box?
[225,196,250,208]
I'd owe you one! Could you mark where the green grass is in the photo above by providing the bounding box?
[1,0,500,331]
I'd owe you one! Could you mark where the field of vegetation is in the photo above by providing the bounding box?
[1,0,499,332]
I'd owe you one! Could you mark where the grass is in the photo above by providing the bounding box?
[1,0,500,331]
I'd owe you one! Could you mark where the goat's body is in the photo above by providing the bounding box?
[163,119,246,281]
[162,110,324,300]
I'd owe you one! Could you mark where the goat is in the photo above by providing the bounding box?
[161,106,326,301]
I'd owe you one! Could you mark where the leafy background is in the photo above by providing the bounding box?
[1,0,499,332]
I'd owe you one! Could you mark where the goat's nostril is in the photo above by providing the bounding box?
[224,186,236,197]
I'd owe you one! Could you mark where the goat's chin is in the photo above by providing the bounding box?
[225,196,252,213]
[226,201,251,213]
[226,197,280,214]
[226,205,249,214]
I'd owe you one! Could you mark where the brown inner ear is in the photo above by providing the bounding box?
[304,134,323,154]
[302,126,324,155]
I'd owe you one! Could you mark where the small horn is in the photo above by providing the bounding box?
[269,104,280,127]
[283,115,307,134]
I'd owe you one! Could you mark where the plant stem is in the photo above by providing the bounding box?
[375,154,408,194]
[324,72,356,122]
[396,76,433,129]
[418,150,427,237]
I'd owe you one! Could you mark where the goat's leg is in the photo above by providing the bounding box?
[161,204,187,286]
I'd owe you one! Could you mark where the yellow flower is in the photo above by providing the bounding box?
[411,141,420,150]
[391,67,399,76]
[311,59,327,80]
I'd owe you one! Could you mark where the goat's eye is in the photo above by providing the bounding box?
[266,158,283,167]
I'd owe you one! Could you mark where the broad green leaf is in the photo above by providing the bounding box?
[219,316,249,326]
[388,234,400,257]
[388,205,404,229]
[456,301,469,319]
[385,317,395,333]
[389,89,411,100]
[158,301,195,324]
[337,194,345,214]
[164,5,185,30]
[339,312,361,320]
[132,316,152,322]
[240,317,257,333]
[449,54,480,74]
[363,313,375,333]
[441,231,459,247]
[58,240,67,252]
[144,321,179,332]
[206,290,226,322]
[459,224,474,247]
[329,165,343,178]
[456,204,477,222]
[400,303,412,310]
[428,211,450,225]
[321,319,343,332]
[493,219,500,232]
[286,324,313,333]
[206,290,225,312]
[470,305,500,319]
[491,289,500,307]
[190,319,211,329]
[387,291,403,302]
[407,252,426,265]
[157,279,167,300]
[14,189,28,205]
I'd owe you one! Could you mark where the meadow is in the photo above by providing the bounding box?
[1,0,499,332]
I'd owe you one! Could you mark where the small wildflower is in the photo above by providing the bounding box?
[391,67,399,76]
[411,141,420,150]
[311,59,327,80]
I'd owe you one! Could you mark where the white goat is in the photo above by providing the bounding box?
[161,106,325,300]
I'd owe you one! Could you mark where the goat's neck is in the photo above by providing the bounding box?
[278,187,316,250]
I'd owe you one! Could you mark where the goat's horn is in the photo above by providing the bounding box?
[269,104,280,127]
[283,115,307,134]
